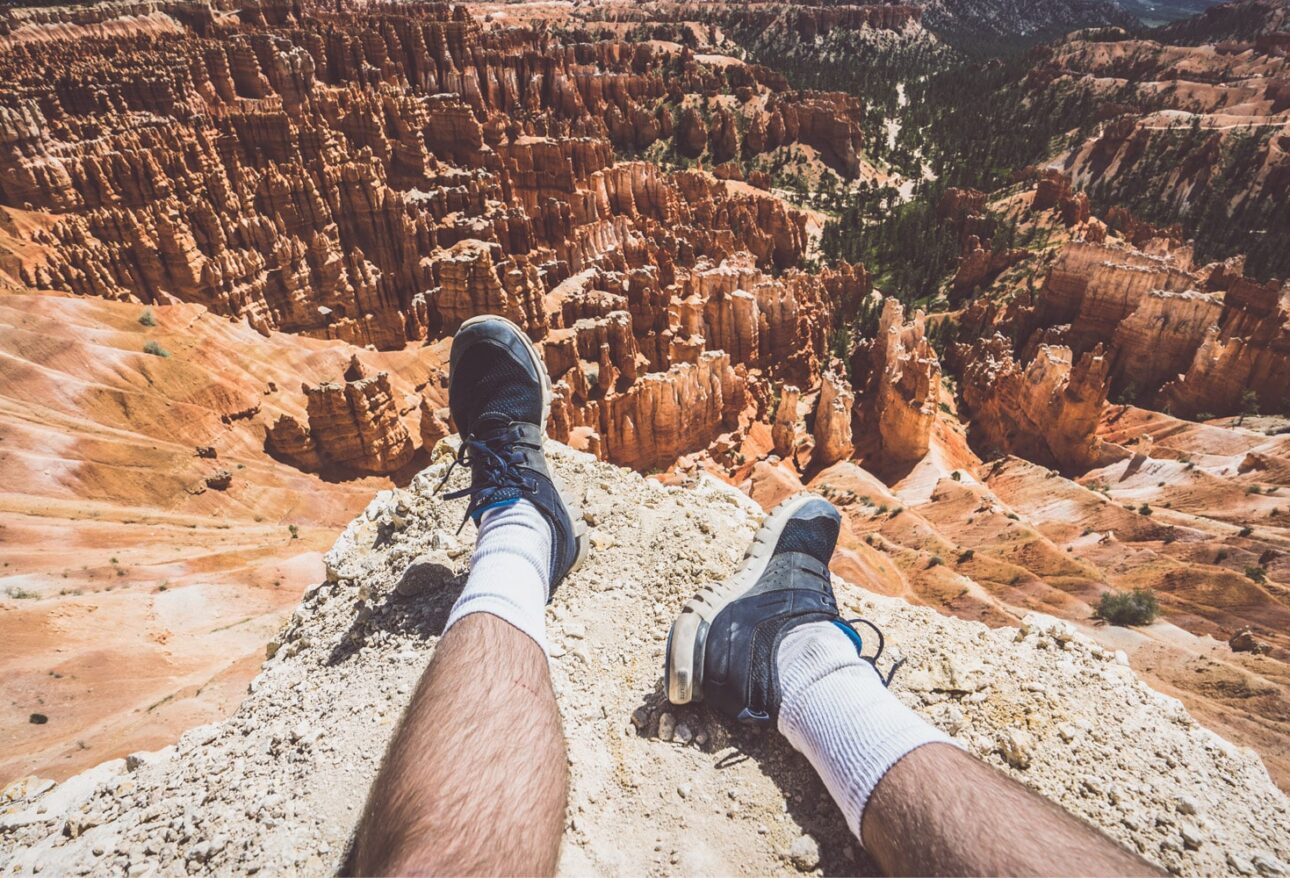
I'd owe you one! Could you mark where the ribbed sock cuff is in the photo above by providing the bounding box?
[777,621,959,841]
[443,500,552,653]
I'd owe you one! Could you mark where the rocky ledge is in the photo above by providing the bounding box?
[1,444,1288,877]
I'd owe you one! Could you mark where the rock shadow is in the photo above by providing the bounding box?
[630,678,881,877]
[265,447,430,487]
[325,559,465,666]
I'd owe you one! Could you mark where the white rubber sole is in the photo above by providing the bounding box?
[665,492,826,705]
[453,314,588,573]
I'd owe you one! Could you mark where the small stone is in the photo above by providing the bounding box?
[205,469,233,491]
[674,723,693,745]
[1176,796,1198,816]
[787,834,820,872]
[941,705,965,735]
[677,783,691,799]
[630,707,650,730]
[658,712,676,742]
[997,728,1034,769]
[1180,824,1204,850]
[1252,853,1287,876]
[1227,853,1255,875]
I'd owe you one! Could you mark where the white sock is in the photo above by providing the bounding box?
[777,621,959,842]
[443,500,552,653]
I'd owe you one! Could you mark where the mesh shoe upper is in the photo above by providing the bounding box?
[701,498,845,725]
[449,336,543,433]
[772,512,841,564]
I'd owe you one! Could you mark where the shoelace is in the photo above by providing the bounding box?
[805,559,904,687]
[842,616,906,687]
[436,433,532,532]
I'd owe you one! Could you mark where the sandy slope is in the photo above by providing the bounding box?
[0,290,445,785]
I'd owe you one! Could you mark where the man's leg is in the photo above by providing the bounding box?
[349,501,566,876]
[865,742,1154,876]
[351,314,586,876]
[777,622,1161,876]
[349,614,565,876]
[667,494,1159,877]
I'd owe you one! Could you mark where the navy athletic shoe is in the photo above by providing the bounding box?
[440,315,587,593]
[665,494,898,725]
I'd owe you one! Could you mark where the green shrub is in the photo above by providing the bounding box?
[927,555,944,568]
[1246,566,1267,583]
[1096,588,1159,626]
[1138,504,1153,516]
[958,549,975,563]
[143,340,170,358]
[138,309,156,327]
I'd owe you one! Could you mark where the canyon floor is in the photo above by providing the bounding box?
[0,286,448,783]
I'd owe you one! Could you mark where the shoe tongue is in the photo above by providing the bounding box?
[472,412,514,439]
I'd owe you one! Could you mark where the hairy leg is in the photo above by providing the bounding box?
[863,743,1158,876]
[348,614,567,876]
[777,623,1160,877]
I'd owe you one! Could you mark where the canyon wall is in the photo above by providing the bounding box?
[0,0,875,473]
[1034,240,1289,417]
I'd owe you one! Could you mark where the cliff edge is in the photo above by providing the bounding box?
[2,444,1288,877]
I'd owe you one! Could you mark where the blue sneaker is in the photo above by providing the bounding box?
[442,315,587,593]
[666,494,890,724]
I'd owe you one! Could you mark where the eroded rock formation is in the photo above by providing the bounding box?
[267,356,413,474]
[1033,240,1289,417]
[0,0,882,473]
[812,370,854,469]
[772,384,800,459]
[959,338,1114,471]
[852,299,942,466]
